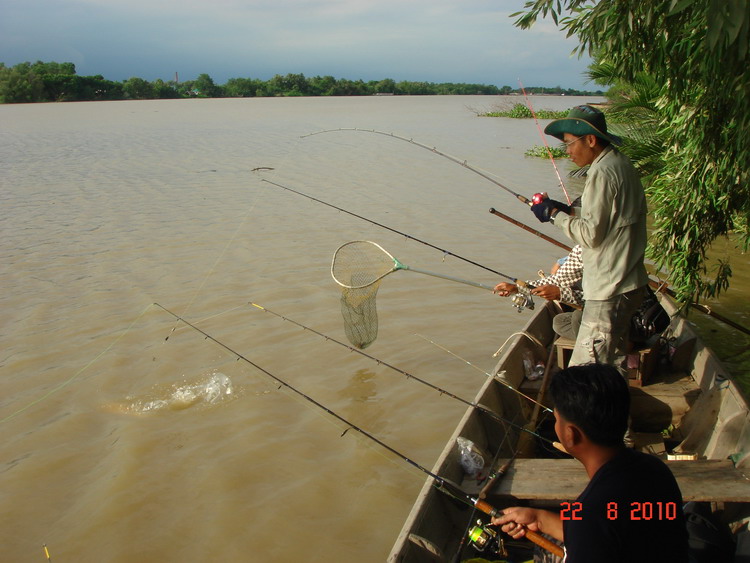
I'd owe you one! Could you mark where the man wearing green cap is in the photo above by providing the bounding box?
[530,104,649,368]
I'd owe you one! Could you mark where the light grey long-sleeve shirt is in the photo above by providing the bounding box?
[551,147,649,300]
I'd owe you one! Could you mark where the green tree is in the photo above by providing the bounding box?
[329,78,368,96]
[308,75,338,96]
[123,76,155,99]
[266,73,310,96]
[152,79,180,99]
[193,73,222,97]
[374,78,397,94]
[513,0,750,303]
[0,63,45,103]
[30,61,76,75]
[224,77,264,97]
[41,74,122,101]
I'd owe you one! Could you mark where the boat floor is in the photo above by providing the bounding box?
[520,340,701,436]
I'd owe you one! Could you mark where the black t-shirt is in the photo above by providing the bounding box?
[562,449,689,562]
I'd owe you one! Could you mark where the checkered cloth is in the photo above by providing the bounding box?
[528,245,584,306]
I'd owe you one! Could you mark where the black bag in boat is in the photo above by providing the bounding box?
[630,286,671,343]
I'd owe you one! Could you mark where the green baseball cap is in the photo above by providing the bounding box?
[544,104,622,146]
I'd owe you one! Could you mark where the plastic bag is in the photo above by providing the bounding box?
[456,436,489,478]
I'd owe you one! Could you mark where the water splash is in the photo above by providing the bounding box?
[111,372,234,415]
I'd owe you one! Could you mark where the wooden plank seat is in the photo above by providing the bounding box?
[461,458,750,503]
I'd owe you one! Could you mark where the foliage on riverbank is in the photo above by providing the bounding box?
[0,61,604,103]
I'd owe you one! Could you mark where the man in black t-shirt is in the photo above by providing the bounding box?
[491,364,688,562]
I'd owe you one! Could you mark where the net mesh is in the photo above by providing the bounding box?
[332,241,396,289]
[340,282,381,349]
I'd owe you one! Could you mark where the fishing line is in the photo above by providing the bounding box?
[300,128,533,206]
[413,333,551,414]
[153,302,563,558]
[518,79,572,205]
[0,303,156,424]
[260,178,517,280]
[165,190,261,341]
[249,302,553,442]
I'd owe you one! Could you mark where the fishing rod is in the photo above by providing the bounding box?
[249,302,553,439]
[455,451,519,561]
[300,128,534,206]
[518,79,572,205]
[154,302,563,558]
[260,179,517,280]
[489,207,572,253]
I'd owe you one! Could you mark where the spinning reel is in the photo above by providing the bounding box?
[511,284,535,313]
[468,519,507,557]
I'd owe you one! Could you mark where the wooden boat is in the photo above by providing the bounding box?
[388,294,750,562]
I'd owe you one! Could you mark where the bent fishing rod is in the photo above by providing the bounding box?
[249,302,553,423]
[300,128,534,206]
[153,302,563,558]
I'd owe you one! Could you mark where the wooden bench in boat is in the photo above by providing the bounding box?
[553,336,660,387]
[462,458,750,503]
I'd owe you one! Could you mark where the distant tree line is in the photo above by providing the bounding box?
[0,61,603,103]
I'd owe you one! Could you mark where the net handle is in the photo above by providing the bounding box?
[402,264,494,291]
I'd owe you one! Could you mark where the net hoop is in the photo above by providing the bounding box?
[331,240,400,289]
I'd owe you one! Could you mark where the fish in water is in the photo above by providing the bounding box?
[105,372,234,415]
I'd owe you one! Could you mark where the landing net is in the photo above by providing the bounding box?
[340,282,380,349]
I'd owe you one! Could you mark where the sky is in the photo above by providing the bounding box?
[0,0,595,90]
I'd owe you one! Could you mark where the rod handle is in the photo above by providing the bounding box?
[473,499,564,558]
[526,530,565,558]
[478,471,503,500]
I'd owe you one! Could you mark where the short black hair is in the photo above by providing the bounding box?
[550,363,629,447]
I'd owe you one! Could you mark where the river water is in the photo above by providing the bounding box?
[1,95,748,562]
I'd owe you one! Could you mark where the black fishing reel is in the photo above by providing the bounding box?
[468,519,507,557]
[511,285,535,313]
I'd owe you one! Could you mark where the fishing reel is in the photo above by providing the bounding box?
[511,284,535,313]
[468,519,507,557]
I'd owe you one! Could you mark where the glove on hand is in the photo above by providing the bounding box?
[531,199,571,223]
